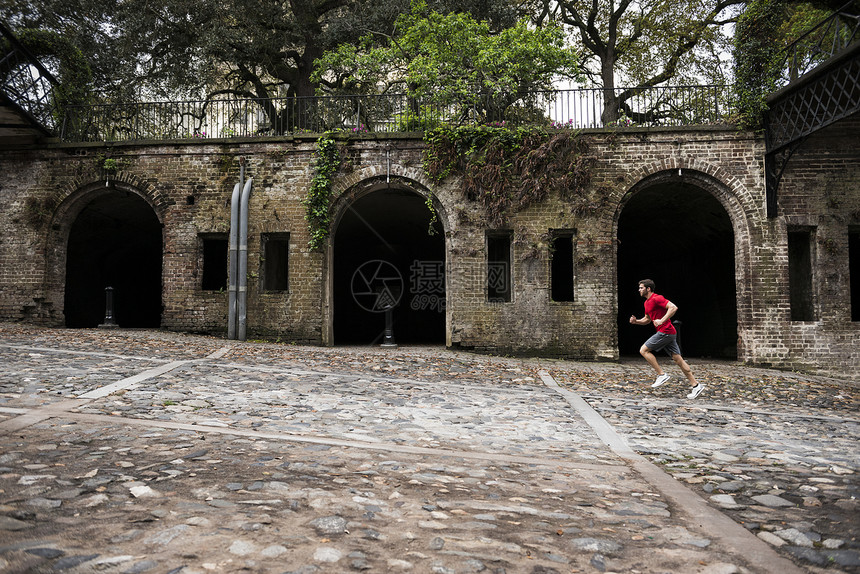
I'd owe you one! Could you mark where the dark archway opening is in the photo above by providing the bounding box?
[64,191,162,328]
[617,179,737,359]
[333,187,445,345]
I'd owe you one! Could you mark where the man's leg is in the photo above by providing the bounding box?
[641,344,671,387]
[671,354,698,386]
[672,353,706,398]
[640,344,663,374]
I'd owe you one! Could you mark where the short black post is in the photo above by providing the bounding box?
[99,286,118,329]
[381,306,397,348]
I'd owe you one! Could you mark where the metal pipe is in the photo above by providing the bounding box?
[227,180,241,339]
[228,159,245,339]
[237,177,254,341]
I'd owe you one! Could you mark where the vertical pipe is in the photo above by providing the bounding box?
[237,177,254,341]
[227,160,245,339]
[228,181,242,339]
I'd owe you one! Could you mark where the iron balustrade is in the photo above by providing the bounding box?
[0,20,61,134]
[775,1,860,88]
[59,85,734,143]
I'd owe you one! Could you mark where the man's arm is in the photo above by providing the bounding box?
[629,314,651,326]
[654,301,678,328]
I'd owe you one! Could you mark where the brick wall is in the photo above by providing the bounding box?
[0,123,857,378]
[743,116,860,376]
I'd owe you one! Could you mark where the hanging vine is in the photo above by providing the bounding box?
[423,124,595,226]
[303,134,342,250]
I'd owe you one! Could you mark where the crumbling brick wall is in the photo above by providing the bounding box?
[0,123,857,378]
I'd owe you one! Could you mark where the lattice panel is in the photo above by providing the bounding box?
[767,52,860,152]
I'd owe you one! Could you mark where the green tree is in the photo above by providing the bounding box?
[536,0,744,123]
[2,0,524,132]
[1,0,520,101]
[314,0,581,124]
[733,0,849,128]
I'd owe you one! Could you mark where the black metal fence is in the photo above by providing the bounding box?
[60,85,734,143]
[0,20,61,133]
[776,2,860,87]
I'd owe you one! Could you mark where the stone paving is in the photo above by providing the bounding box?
[0,323,857,574]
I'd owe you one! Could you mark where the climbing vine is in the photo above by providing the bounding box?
[423,124,595,226]
[424,192,439,235]
[303,133,342,250]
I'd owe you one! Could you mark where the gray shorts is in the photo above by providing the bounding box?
[644,332,681,357]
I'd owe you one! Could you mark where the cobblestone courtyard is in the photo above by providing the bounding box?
[0,324,857,573]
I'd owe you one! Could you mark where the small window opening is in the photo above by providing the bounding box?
[487,232,512,302]
[262,233,290,292]
[186,195,195,205]
[788,228,815,321]
[551,231,575,302]
[201,235,228,291]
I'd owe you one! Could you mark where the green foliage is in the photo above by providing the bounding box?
[733,0,787,129]
[395,105,444,132]
[424,192,439,235]
[303,134,341,250]
[732,0,832,129]
[97,154,127,173]
[548,0,743,123]
[314,0,581,121]
[13,28,92,112]
[3,0,411,104]
[424,124,596,225]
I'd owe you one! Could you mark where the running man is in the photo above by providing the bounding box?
[629,279,706,399]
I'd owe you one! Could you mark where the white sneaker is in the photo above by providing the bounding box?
[651,374,670,388]
[687,384,706,399]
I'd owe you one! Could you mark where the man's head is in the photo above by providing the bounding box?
[638,279,655,298]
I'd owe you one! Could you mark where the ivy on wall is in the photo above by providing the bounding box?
[303,133,342,250]
[423,124,594,226]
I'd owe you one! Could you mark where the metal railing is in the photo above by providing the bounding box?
[0,20,61,133]
[775,2,860,88]
[60,85,734,143]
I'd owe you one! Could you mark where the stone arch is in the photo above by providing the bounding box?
[45,179,166,328]
[614,166,752,359]
[323,174,449,346]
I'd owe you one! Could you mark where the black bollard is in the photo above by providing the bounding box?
[381,306,397,348]
[98,286,119,329]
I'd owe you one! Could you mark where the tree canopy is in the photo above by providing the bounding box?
[2,0,369,102]
[732,0,850,128]
[313,1,581,123]
[2,0,852,130]
[533,0,744,123]
[1,0,522,102]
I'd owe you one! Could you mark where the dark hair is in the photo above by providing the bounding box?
[639,279,656,291]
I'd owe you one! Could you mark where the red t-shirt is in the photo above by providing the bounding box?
[644,293,677,335]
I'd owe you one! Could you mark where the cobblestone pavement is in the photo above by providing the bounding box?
[0,323,857,574]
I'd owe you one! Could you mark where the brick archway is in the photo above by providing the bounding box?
[45,181,165,328]
[615,168,748,359]
[324,176,447,346]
